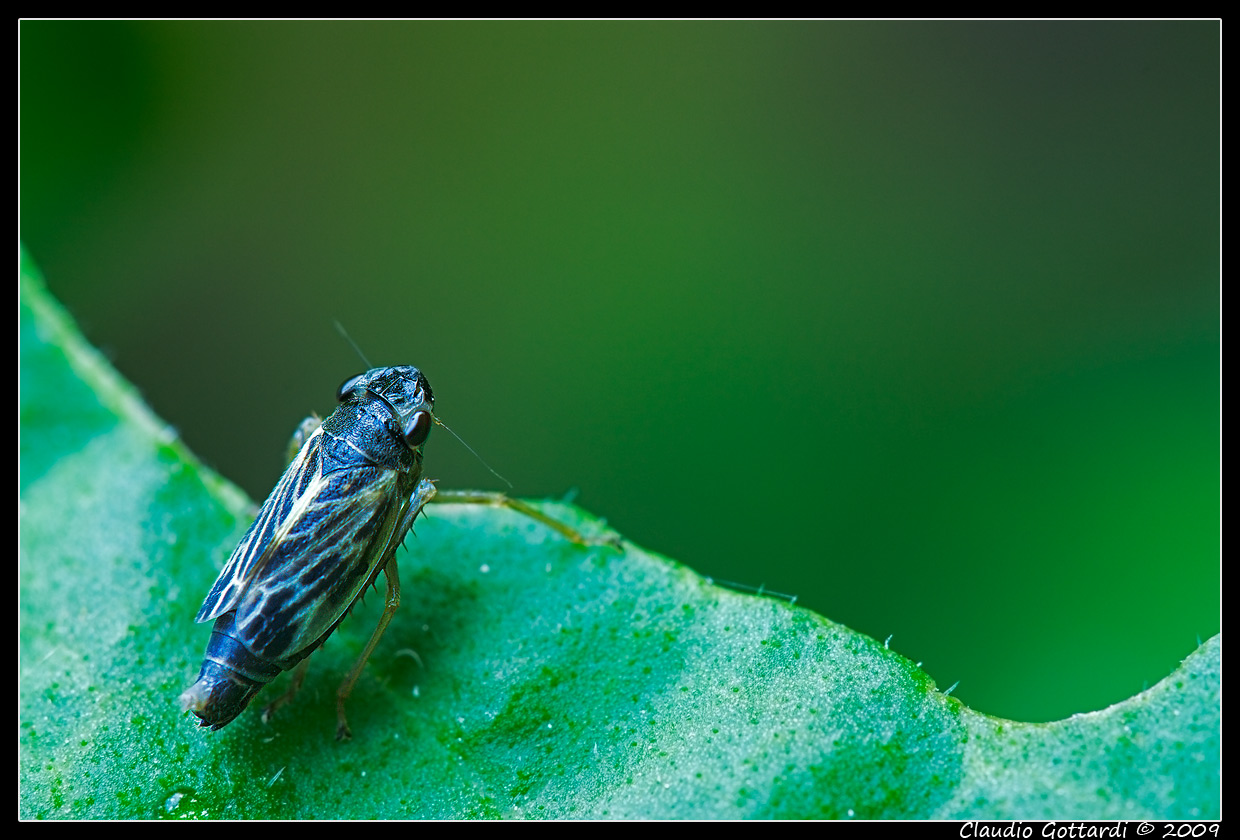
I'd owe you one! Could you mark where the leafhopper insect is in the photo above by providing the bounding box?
[181,366,603,739]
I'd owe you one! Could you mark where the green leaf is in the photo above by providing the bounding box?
[19,251,1219,820]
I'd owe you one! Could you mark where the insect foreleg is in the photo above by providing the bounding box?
[286,415,322,465]
[429,490,622,548]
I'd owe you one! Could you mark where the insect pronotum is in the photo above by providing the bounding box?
[181,366,606,739]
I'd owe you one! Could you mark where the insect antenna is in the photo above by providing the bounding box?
[333,320,374,369]
[333,319,511,489]
[433,414,513,490]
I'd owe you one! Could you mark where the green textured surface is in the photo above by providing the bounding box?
[19,253,1219,819]
[21,22,1220,725]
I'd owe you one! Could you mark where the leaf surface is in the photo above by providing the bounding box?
[19,251,1219,819]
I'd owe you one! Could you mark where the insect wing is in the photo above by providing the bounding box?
[228,463,410,663]
[195,427,328,623]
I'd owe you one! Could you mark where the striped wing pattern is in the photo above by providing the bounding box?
[194,427,410,664]
[196,427,328,623]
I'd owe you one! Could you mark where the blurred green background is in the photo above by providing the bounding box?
[20,21,1218,723]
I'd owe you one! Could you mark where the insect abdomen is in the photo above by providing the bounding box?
[180,612,286,730]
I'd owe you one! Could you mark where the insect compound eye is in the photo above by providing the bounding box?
[402,411,433,447]
[336,373,366,402]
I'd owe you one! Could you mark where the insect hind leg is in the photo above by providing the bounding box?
[260,657,312,724]
[335,553,401,740]
[334,478,434,740]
